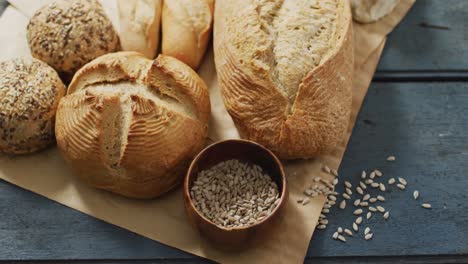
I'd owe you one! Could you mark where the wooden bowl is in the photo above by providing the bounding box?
[183,139,288,250]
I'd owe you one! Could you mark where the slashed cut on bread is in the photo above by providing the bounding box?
[214,0,354,159]
[55,52,210,198]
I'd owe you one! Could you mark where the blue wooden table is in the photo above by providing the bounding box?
[0,1,467,263]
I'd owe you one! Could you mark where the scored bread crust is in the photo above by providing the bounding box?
[56,52,210,198]
[161,0,214,69]
[214,0,354,159]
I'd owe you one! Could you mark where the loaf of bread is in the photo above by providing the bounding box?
[351,0,400,23]
[118,0,162,58]
[162,0,214,69]
[27,0,120,76]
[55,52,210,198]
[214,0,354,159]
[0,57,65,154]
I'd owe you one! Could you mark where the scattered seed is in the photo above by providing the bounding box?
[366,212,372,219]
[338,235,346,242]
[360,202,369,207]
[377,195,385,202]
[333,232,339,239]
[323,165,331,174]
[388,178,396,185]
[331,169,339,177]
[369,197,377,203]
[371,182,380,188]
[333,178,339,185]
[422,203,432,209]
[365,179,374,184]
[370,171,376,179]
[387,156,396,161]
[365,233,373,240]
[398,177,407,186]
[360,181,367,190]
[377,206,385,213]
[375,170,383,177]
[379,183,386,192]
[355,216,363,225]
[346,188,353,196]
[397,183,406,190]
[354,199,361,206]
[302,197,310,205]
[364,227,371,235]
[344,229,353,236]
[383,211,390,219]
[363,194,370,201]
[342,193,351,200]
[354,209,363,215]
[314,177,321,182]
[317,224,327,229]
[356,186,364,195]
[339,200,346,209]
[369,206,377,212]
[352,222,359,231]
[361,171,367,179]
[338,227,343,233]
[413,190,419,200]
[345,181,352,188]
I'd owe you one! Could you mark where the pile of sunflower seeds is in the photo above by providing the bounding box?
[190,159,281,229]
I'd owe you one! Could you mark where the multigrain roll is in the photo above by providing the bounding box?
[214,0,354,159]
[0,57,65,154]
[162,0,214,69]
[26,0,120,75]
[55,52,210,198]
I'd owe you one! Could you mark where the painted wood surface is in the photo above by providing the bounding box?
[0,0,467,263]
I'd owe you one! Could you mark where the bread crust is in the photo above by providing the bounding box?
[162,0,214,69]
[214,0,354,159]
[56,52,210,198]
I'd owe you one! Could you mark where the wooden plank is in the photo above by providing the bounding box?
[0,82,466,261]
[377,0,468,72]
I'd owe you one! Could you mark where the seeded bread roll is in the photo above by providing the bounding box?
[162,0,214,69]
[0,57,66,154]
[118,0,162,58]
[27,0,120,75]
[214,0,354,159]
[55,52,210,199]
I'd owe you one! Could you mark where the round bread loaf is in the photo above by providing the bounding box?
[55,52,210,199]
[214,0,354,159]
[0,57,65,154]
[26,0,120,75]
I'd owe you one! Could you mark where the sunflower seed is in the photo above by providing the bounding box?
[317,224,327,229]
[356,187,364,195]
[354,199,361,206]
[324,204,331,209]
[323,165,331,174]
[361,171,367,179]
[363,194,370,201]
[370,171,376,179]
[328,200,336,205]
[333,232,339,239]
[422,203,432,209]
[344,229,353,236]
[377,195,385,202]
[360,181,367,190]
[371,182,380,188]
[365,233,373,240]
[397,183,406,190]
[314,177,321,182]
[345,181,352,188]
[360,202,369,207]
[355,216,363,225]
[388,178,396,185]
[346,188,353,196]
[302,197,310,205]
[354,209,363,215]
[377,206,385,213]
[387,156,396,161]
[338,235,346,242]
[322,208,330,213]
[297,198,304,203]
[383,211,390,219]
[331,169,339,177]
[364,227,371,235]
[413,190,420,200]
[365,179,374,184]
[339,200,347,209]
[369,206,377,212]
[379,183,386,192]
[320,214,326,219]
[320,219,329,225]
[338,227,343,233]
[398,177,407,186]
[329,195,337,201]
[369,198,377,203]
[366,212,372,219]
[353,222,359,231]
[333,178,339,185]
[342,193,351,200]
[375,170,383,177]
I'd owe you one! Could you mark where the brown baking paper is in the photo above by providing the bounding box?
[0,1,414,263]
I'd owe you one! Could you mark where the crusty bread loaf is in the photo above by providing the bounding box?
[351,0,400,23]
[55,52,210,198]
[0,57,65,154]
[162,0,214,69]
[214,0,354,159]
[27,0,120,75]
[118,0,162,58]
